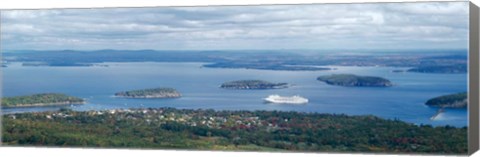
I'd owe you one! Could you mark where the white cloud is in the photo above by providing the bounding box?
[0,2,469,50]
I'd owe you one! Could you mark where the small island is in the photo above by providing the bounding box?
[426,92,467,108]
[317,74,393,87]
[220,80,288,89]
[115,87,181,98]
[1,93,85,108]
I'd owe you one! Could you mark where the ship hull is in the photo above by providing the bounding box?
[263,95,308,104]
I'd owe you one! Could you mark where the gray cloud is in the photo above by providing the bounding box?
[0,2,469,50]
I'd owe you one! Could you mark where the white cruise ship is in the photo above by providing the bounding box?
[264,95,308,104]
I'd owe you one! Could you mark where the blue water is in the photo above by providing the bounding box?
[1,62,468,127]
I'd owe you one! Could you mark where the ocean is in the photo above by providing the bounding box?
[1,62,468,127]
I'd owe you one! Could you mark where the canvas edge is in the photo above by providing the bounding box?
[0,11,4,146]
[0,1,474,156]
[469,1,480,156]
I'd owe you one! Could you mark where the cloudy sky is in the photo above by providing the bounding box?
[0,2,469,50]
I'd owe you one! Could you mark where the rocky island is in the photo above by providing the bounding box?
[220,80,288,89]
[115,87,181,98]
[317,74,393,87]
[1,93,85,108]
[426,92,467,108]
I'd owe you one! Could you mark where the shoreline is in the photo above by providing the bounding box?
[2,101,85,109]
[2,106,467,128]
[2,107,467,153]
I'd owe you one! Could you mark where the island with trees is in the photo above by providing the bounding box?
[1,93,85,108]
[317,74,393,87]
[115,87,181,98]
[220,80,289,89]
[407,64,467,74]
[425,92,467,108]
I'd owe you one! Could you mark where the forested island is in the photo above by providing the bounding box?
[1,93,85,108]
[220,80,288,89]
[115,88,181,98]
[407,64,467,74]
[426,92,467,108]
[317,74,393,87]
[2,108,467,154]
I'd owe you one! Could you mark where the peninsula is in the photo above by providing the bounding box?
[426,92,467,108]
[317,74,393,87]
[220,80,288,89]
[1,93,85,108]
[115,87,181,98]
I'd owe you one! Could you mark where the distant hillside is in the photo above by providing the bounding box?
[3,50,467,73]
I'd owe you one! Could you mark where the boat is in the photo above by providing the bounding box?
[264,94,308,104]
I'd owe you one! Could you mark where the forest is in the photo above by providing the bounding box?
[1,93,84,107]
[2,108,467,154]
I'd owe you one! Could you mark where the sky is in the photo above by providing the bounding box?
[0,2,469,50]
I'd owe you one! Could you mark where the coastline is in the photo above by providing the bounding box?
[2,101,85,109]
[2,107,467,153]
[2,63,468,127]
